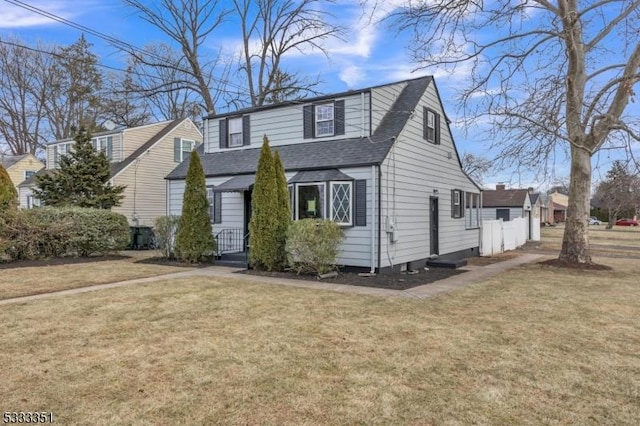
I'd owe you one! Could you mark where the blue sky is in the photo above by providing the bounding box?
[1,0,637,190]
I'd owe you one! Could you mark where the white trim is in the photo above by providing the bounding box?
[330,180,353,226]
[228,117,243,147]
[295,182,326,220]
[315,103,334,137]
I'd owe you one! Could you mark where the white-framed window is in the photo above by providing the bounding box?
[330,181,353,226]
[24,170,37,180]
[466,192,480,229]
[228,117,243,147]
[315,104,334,137]
[427,110,436,142]
[180,139,195,162]
[54,143,72,168]
[293,181,354,226]
[26,194,41,209]
[452,189,464,219]
[296,182,326,220]
[288,184,294,220]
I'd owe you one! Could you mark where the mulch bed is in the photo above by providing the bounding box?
[0,255,130,270]
[238,267,466,291]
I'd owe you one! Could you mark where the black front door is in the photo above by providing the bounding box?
[430,197,439,255]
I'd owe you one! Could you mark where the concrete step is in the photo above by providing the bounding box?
[426,258,468,269]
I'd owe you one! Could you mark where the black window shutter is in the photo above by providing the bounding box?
[423,107,428,140]
[173,138,181,162]
[303,105,314,139]
[334,100,345,135]
[435,112,441,144]
[460,190,465,217]
[242,115,251,146]
[214,191,222,224]
[219,119,227,148]
[355,179,367,226]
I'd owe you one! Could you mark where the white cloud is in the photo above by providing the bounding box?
[0,1,83,28]
[339,65,366,87]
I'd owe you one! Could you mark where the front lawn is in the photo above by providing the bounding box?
[2,256,638,424]
[0,252,192,300]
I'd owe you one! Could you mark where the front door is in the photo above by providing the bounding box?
[430,197,439,255]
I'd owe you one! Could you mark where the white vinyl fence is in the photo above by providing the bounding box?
[481,217,528,256]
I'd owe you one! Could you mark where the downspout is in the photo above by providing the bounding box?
[377,165,382,272]
[479,191,483,255]
[370,164,376,273]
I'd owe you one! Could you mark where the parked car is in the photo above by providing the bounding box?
[589,217,601,225]
[615,218,639,226]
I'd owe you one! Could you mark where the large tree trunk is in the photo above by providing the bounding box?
[559,145,592,263]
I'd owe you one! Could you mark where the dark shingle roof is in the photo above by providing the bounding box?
[483,188,530,207]
[530,193,540,205]
[110,119,184,177]
[167,76,432,180]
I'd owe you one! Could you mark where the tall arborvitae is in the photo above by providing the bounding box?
[176,150,215,263]
[0,164,17,213]
[249,136,278,270]
[273,150,291,270]
[33,128,124,208]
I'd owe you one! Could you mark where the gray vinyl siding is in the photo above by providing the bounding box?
[371,82,406,134]
[378,83,480,268]
[168,167,377,268]
[481,207,524,222]
[204,93,371,153]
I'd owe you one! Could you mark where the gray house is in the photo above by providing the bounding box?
[481,185,540,240]
[166,76,482,272]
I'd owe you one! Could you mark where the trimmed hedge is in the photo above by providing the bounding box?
[285,219,344,275]
[1,207,130,260]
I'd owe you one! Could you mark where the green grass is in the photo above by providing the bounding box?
[1,256,639,424]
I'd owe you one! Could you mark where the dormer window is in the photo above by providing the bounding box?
[424,107,440,144]
[92,136,112,158]
[303,100,345,139]
[219,116,250,149]
[315,104,334,137]
[228,117,243,147]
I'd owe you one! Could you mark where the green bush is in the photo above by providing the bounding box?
[2,207,129,260]
[285,219,344,275]
[176,151,215,263]
[0,164,17,213]
[155,215,181,259]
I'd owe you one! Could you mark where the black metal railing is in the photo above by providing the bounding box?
[214,228,245,257]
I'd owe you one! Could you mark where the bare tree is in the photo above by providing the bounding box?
[461,153,492,186]
[99,67,151,129]
[45,35,103,139]
[233,0,342,107]
[123,0,231,115]
[390,0,640,265]
[127,44,208,124]
[593,161,640,229]
[0,37,52,154]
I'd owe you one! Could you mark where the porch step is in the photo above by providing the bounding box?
[215,259,248,269]
[426,258,468,269]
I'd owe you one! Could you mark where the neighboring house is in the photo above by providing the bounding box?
[482,184,539,240]
[19,119,202,226]
[166,76,482,272]
[549,190,568,223]
[532,192,549,225]
[0,154,44,206]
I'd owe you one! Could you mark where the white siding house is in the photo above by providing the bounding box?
[481,185,540,241]
[167,76,482,271]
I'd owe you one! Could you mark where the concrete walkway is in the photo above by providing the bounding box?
[0,254,544,306]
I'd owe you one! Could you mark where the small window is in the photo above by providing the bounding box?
[496,209,510,221]
[206,187,221,224]
[330,181,352,226]
[452,189,464,219]
[207,188,215,221]
[54,143,71,168]
[26,195,40,209]
[24,170,37,180]
[315,104,334,137]
[424,107,440,144]
[297,183,325,219]
[228,117,243,147]
[181,139,195,162]
[466,192,480,229]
